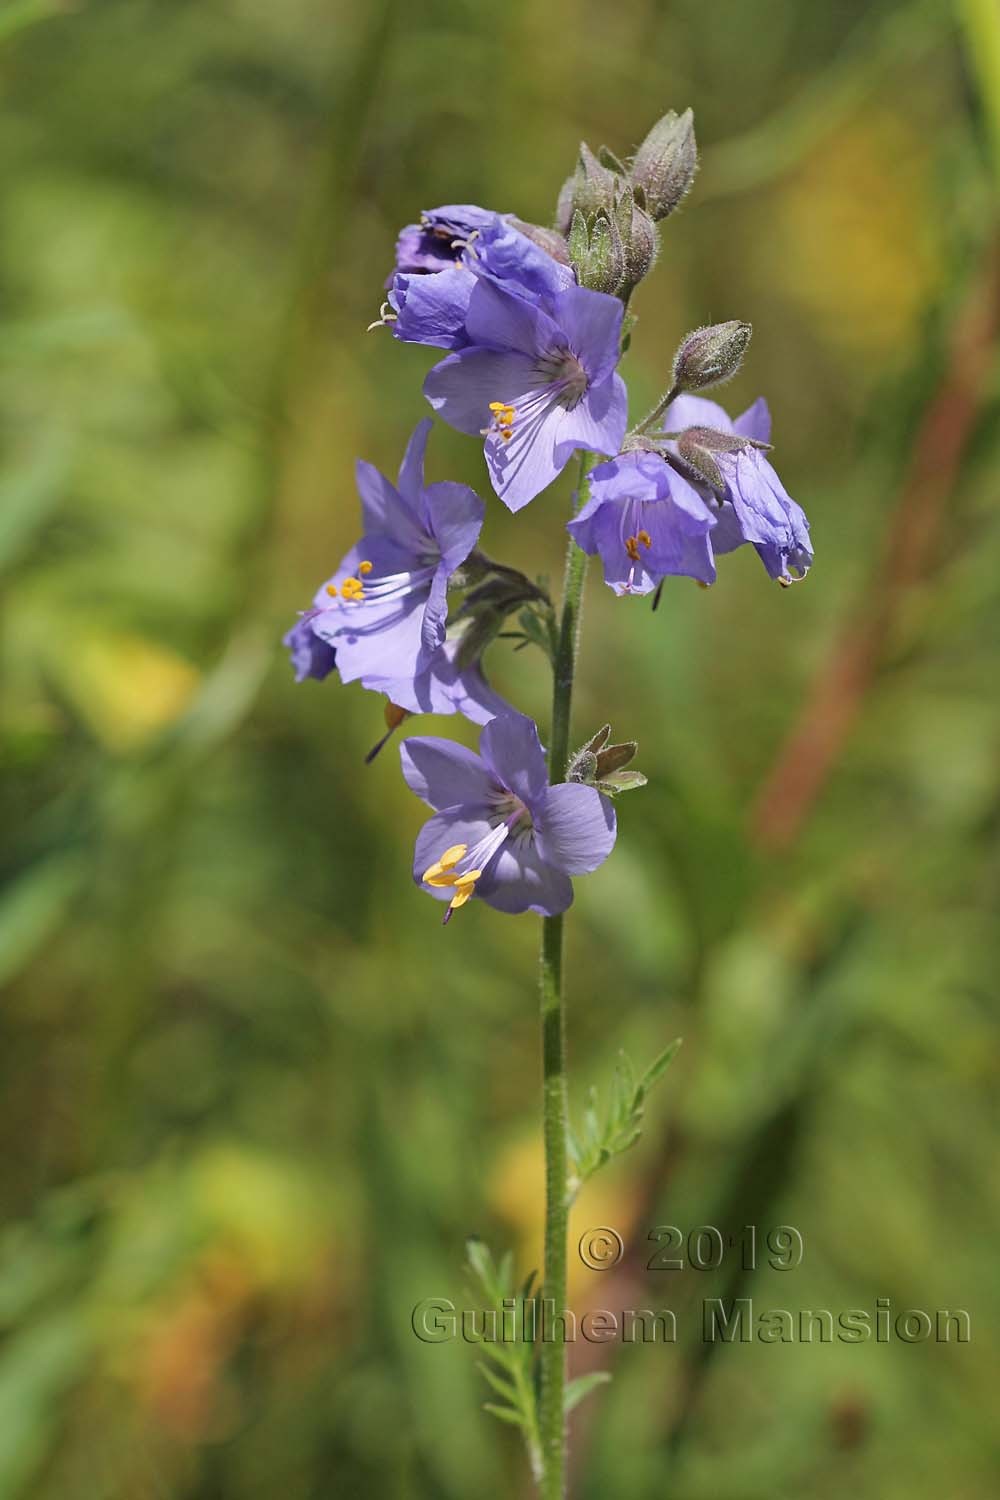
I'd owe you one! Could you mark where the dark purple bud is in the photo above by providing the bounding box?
[630,108,697,222]
[672,321,752,393]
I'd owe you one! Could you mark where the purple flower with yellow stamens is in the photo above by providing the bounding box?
[663,394,813,584]
[567,449,717,594]
[401,712,616,922]
[294,419,484,695]
[423,279,627,511]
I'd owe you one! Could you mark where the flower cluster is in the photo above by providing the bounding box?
[285,107,813,923]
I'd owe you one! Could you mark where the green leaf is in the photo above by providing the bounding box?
[564,1370,612,1415]
[483,1402,527,1428]
[635,1038,683,1103]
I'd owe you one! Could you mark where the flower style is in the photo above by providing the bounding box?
[293,420,484,695]
[567,448,717,593]
[423,279,627,510]
[402,713,616,921]
[664,394,813,583]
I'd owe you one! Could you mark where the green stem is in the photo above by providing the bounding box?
[537,451,599,1499]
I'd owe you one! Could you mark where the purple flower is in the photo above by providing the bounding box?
[664,395,813,583]
[423,280,627,511]
[392,204,500,277]
[567,449,717,594]
[401,713,616,921]
[300,420,484,692]
[385,211,575,352]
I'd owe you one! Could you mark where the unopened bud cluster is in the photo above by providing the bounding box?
[555,109,697,300]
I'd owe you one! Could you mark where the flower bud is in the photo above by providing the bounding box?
[568,208,625,295]
[630,108,697,222]
[614,184,658,292]
[672,320,752,393]
[556,142,620,233]
[675,425,754,489]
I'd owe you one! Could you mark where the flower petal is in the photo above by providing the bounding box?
[479,712,549,807]
[486,401,566,511]
[389,265,475,349]
[463,277,563,356]
[421,480,484,571]
[400,739,495,810]
[396,418,432,503]
[553,372,628,466]
[551,284,624,387]
[734,397,771,444]
[474,836,574,916]
[661,393,735,435]
[535,783,617,874]
[354,460,426,552]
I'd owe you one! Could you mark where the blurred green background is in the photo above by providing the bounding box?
[2,0,999,1495]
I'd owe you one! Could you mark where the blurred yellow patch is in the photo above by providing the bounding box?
[773,111,943,358]
[488,1133,639,1300]
[63,630,200,751]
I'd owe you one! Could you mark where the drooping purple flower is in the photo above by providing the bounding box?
[392,204,500,277]
[664,395,813,583]
[401,713,617,921]
[567,449,717,594]
[299,420,483,693]
[423,279,627,511]
[384,210,575,352]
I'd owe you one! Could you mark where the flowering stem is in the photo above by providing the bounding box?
[537,451,599,1499]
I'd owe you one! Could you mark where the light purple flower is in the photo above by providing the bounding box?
[664,395,813,583]
[567,449,717,594]
[301,420,483,692]
[423,280,627,511]
[401,713,616,921]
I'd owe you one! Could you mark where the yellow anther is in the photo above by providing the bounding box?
[448,887,474,911]
[358,560,373,575]
[625,536,641,562]
[325,583,338,597]
[637,529,652,549]
[453,869,481,890]
[341,576,365,601]
[422,843,469,887]
[488,401,507,412]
